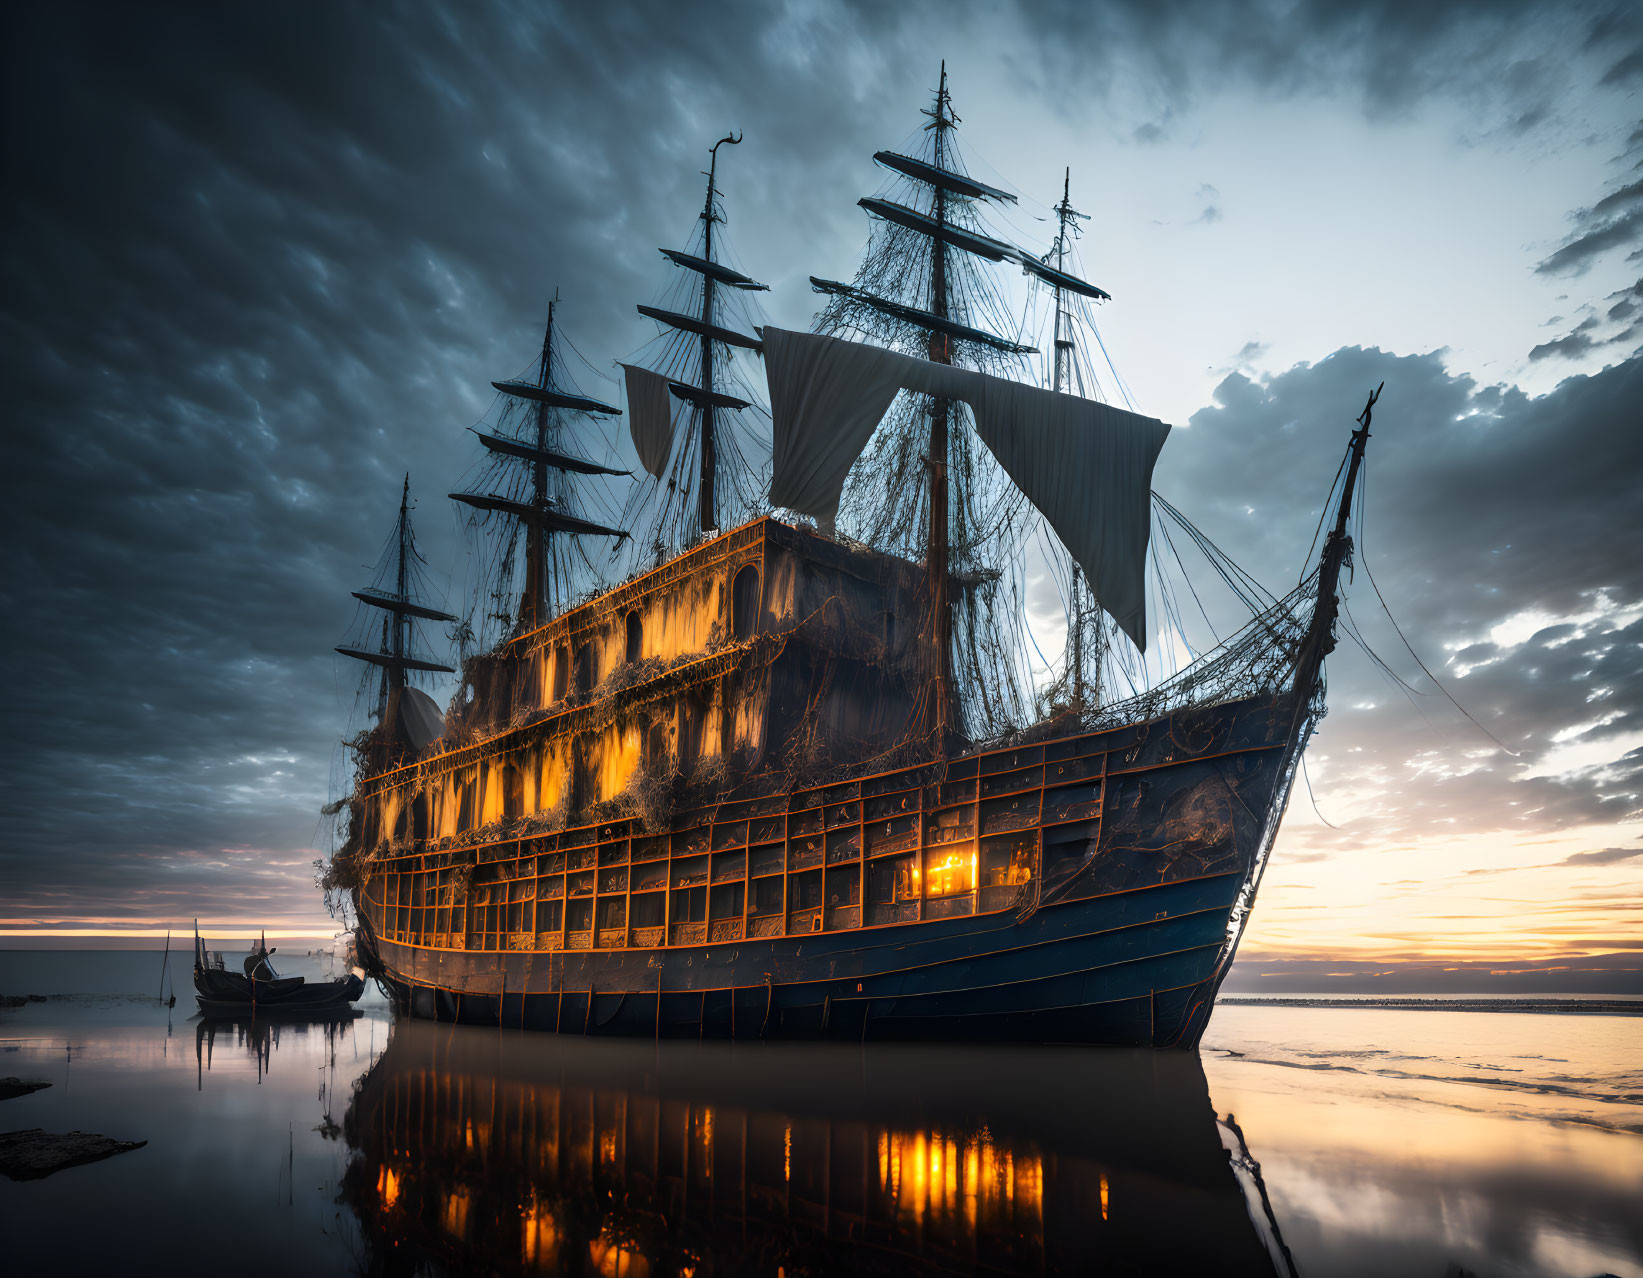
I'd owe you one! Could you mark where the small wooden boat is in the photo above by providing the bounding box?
[192,927,364,1017]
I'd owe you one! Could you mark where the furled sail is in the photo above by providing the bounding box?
[871,151,1017,203]
[472,430,629,476]
[811,277,1038,355]
[858,198,1110,301]
[659,249,769,291]
[636,305,763,352]
[490,380,620,415]
[334,645,454,675]
[449,491,627,539]
[351,588,458,624]
[620,363,677,480]
[764,327,1169,647]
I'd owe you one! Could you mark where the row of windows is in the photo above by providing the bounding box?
[370,834,1040,952]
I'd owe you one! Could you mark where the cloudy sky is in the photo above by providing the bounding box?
[3,2,1639,988]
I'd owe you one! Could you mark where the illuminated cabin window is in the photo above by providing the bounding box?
[731,564,760,641]
[625,610,641,664]
[924,844,977,897]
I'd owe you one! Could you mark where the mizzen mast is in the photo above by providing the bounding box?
[453,296,628,632]
[337,475,457,719]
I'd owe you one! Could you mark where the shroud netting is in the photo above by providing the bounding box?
[451,314,629,655]
[815,95,1047,744]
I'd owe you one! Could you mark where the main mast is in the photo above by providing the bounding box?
[809,65,1123,742]
[926,64,955,743]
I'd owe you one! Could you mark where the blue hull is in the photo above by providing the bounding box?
[360,690,1306,1049]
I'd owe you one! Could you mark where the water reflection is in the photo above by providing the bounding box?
[341,1022,1279,1275]
[194,1012,363,1087]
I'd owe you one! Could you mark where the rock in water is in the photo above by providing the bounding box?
[0,1078,52,1101]
[0,1129,147,1180]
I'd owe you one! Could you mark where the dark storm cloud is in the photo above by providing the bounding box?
[1,0,918,926]
[1157,346,1643,841]
[1528,330,1598,361]
[1,1,1637,931]
[1012,0,1638,130]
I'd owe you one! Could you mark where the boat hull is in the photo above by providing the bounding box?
[355,689,1305,1049]
[193,969,365,1017]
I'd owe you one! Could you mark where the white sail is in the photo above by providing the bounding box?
[763,327,1169,648]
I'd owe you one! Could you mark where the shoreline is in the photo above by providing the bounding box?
[1218,996,1643,1015]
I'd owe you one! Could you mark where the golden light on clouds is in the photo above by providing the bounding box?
[1245,820,1642,962]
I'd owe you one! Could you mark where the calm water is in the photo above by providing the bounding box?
[2,952,1638,1277]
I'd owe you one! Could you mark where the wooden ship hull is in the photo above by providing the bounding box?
[346,520,1307,1050]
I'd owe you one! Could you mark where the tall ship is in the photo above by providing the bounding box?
[329,70,1376,1048]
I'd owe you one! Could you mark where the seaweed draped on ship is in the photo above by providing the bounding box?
[326,67,1375,1047]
